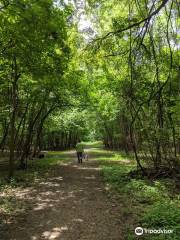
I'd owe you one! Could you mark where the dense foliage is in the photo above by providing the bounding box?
[0,0,179,178]
[84,0,180,175]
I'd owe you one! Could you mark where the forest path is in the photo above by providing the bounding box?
[3,149,124,240]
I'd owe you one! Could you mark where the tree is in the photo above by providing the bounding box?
[0,0,71,178]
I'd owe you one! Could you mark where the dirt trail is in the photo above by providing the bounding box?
[2,153,124,240]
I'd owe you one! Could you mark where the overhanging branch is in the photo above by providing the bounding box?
[92,0,170,42]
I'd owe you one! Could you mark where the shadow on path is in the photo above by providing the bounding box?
[1,157,124,240]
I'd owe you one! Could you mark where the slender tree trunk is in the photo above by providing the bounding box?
[9,95,16,179]
[9,82,16,178]
[9,56,20,179]
[0,121,9,152]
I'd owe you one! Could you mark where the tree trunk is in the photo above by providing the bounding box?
[9,56,19,179]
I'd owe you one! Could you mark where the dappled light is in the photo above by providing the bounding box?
[0,0,179,239]
[32,226,68,240]
[0,151,125,239]
[0,143,179,239]
[74,166,101,171]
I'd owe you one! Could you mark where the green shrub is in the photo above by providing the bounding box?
[141,200,180,232]
[101,163,180,240]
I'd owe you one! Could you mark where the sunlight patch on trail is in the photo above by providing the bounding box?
[39,182,61,187]
[72,165,101,171]
[40,226,68,239]
[84,175,96,179]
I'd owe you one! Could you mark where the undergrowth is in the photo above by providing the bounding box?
[101,163,180,240]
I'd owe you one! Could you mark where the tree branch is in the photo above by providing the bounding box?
[93,0,170,42]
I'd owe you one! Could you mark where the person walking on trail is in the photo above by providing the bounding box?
[76,142,84,164]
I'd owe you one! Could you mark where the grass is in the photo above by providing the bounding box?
[0,150,73,185]
[82,141,104,148]
[86,147,135,162]
[100,157,180,240]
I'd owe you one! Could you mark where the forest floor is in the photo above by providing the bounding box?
[0,144,130,240]
[0,142,179,240]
